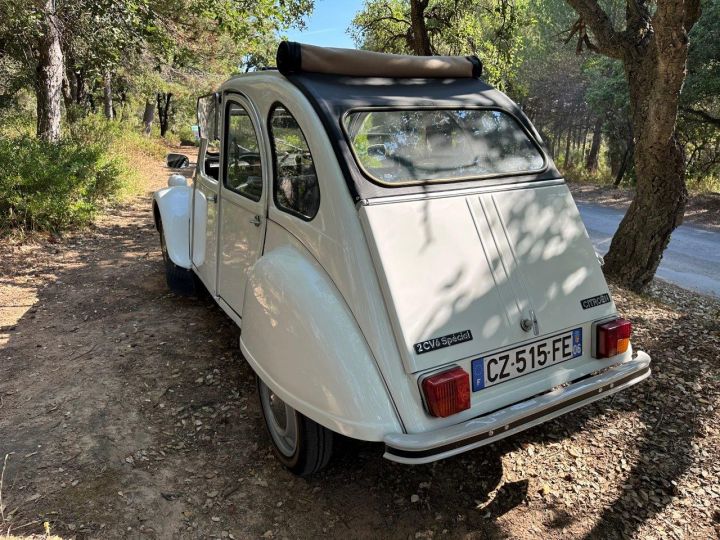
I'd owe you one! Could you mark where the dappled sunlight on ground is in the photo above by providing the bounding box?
[0,151,718,538]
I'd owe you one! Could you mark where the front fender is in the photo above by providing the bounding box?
[240,244,403,441]
[153,186,192,269]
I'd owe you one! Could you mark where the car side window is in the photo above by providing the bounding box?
[269,104,320,220]
[201,140,220,181]
[224,101,263,201]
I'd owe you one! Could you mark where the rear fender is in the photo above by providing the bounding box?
[240,243,403,441]
[153,186,192,269]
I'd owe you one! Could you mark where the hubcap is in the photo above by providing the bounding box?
[259,380,298,457]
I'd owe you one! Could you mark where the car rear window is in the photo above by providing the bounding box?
[343,109,545,185]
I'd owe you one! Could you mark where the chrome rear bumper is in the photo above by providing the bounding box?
[384,352,651,464]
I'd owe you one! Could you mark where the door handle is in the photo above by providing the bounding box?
[250,215,262,227]
[207,194,218,203]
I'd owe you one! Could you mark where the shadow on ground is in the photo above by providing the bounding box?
[0,196,717,539]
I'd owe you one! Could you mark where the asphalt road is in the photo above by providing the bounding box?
[577,202,720,298]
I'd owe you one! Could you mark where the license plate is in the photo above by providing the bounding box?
[471,328,583,391]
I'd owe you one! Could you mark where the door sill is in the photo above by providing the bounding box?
[215,296,243,328]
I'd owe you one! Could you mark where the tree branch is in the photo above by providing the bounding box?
[624,0,652,39]
[382,1,410,25]
[564,0,624,58]
[654,0,702,41]
[684,0,702,29]
[682,107,720,128]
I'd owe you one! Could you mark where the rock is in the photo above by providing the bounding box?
[411,494,420,503]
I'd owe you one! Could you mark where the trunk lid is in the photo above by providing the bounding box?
[360,183,616,374]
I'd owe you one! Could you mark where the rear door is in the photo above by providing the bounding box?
[216,94,268,316]
[360,182,616,374]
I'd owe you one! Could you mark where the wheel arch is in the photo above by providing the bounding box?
[240,237,403,441]
[152,200,161,231]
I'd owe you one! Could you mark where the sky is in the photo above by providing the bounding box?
[284,0,366,49]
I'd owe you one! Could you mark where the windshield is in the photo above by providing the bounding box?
[343,109,545,185]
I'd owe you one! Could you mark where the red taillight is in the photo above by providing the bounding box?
[421,367,471,418]
[596,318,632,358]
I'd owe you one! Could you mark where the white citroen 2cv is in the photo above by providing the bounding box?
[153,42,651,475]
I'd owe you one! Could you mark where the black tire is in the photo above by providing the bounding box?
[257,377,334,476]
[158,220,197,296]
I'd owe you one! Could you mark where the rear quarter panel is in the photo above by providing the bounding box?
[239,221,402,440]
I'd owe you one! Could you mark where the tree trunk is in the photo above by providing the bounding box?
[156,92,172,137]
[36,0,64,142]
[73,70,85,105]
[574,122,583,150]
[546,134,555,158]
[602,51,690,290]
[585,116,603,172]
[142,100,155,136]
[613,141,634,186]
[564,0,700,292]
[608,136,622,177]
[61,73,72,111]
[563,123,572,167]
[103,71,114,120]
[409,0,432,55]
[119,92,128,121]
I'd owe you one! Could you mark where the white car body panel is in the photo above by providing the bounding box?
[153,185,192,269]
[360,183,615,374]
[153,71,651,463]
[240,221,402,440]
[191,189,208,267]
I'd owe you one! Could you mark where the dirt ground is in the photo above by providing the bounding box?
[1,153,719,539]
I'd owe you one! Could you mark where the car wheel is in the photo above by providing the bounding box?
[257,377,334,476]
[158,220,197,296]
